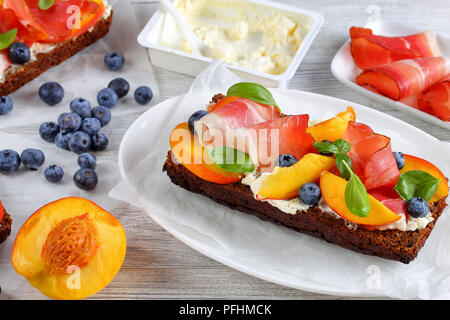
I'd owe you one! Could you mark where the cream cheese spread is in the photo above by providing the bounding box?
[157,0,314,75]
[241,171,433,232]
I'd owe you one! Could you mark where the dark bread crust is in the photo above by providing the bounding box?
[163,151,448,264]
[0,211,12,245]
[0,11,113,97]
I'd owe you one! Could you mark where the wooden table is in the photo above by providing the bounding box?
[95,0,449,299]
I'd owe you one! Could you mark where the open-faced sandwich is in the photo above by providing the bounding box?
[0,200,12,244]
[164,82,449,264]
[0,0,113,96]
[349,27,449,122]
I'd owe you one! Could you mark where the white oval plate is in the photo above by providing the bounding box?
[117,88,450,299]
[330,19,450,130]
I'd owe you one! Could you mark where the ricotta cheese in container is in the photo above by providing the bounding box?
[137,0,324,87]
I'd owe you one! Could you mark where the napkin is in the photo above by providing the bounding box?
[0,0,159,299]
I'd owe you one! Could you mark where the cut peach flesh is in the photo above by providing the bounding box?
[400,154,448,203]
[170,122,242,184]
[320,171,401,226]
[257,153,336,200]
[306,107,356,142]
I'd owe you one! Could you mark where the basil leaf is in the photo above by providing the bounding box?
[394,170,440,202]
[208,147,254,173]
[335,153,353,180]
[334,139,351,154]
[313,141,338,155]
[39,0,54,10]
[0,28,18,51]
[343,161,370,217]
[227,82,279,111]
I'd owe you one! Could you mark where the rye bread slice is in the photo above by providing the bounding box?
[0,10,113,97]
[0,211,12,245]
[163,151,448,264]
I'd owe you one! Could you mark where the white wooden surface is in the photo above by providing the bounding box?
[14,0,450,300]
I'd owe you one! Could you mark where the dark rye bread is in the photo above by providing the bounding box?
[0,10,113,97]
[163,151,448,264]
[0,211,12,245]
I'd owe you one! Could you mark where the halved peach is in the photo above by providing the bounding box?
[400,154,449,203]
[320,171,401,226]
[306,107,356,142]
[256,153,335,200]
[170,122,243,184]
[11,197,126,300]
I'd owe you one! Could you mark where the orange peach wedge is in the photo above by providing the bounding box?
[170,122,243,184]
[400,154,449,203]
[320,171,401,226]
[11,197,126,300]
[256,153,335,200]
[306,107,356,142]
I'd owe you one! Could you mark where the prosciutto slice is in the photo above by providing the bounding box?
[417,74,450,121]
[350,27,440,70]
[343,121,400,190]
[195,97,280,148]
[356,56,450,100]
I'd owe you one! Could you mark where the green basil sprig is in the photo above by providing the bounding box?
[39,0,55,10]
[394,170,440,202]
[0,28,18,51]
[342,161,370,217]
[227,82,280,112]
[313,139,353,179]
[208,146,254,173]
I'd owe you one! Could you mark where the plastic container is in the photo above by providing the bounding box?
[137,0,324,88]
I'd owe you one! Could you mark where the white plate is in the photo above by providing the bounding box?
[117,89,450,299]
[331,20,450,130]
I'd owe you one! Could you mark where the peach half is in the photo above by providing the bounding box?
[11,197,126,300]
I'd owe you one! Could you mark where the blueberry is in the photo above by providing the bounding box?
[91,105,111,127]
[44,165,64,183]
[73,168,98,191]
[104,51,125,71]
[276,154,298,167]
[70,97,92,118]
[91,132,108,151]
[55,132,73,151]
[299,182,321,206]
[8,42,30,65]
[393,152,405,170]
[134,86,153,105]
[188,110,208,133]
[406,197,430,218]
[97,88,118,108]
[80,117,101,136]
[68,131,92,154]
[0,96,13,115]
[38,82,64,106]
[78,153,97,170]
[0,149,21,173]
[39,122,60,143]
[58,112,82,133]
[21,149,45,171]
[108,77,130,98]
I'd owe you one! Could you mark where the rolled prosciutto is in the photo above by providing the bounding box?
[417,75,450,122]
[350,27,440,70]
[356,56,450,100]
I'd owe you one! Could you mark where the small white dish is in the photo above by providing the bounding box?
[137,0,324,88]
[116,88,450,299]
[331,19,450,130]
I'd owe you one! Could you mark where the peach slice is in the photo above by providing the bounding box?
[170,122,243,184]
[306,107,356,142]
[400,154,449,203]
[11,197,126,300]
[320,171,401,226]
[256,153,336,200]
